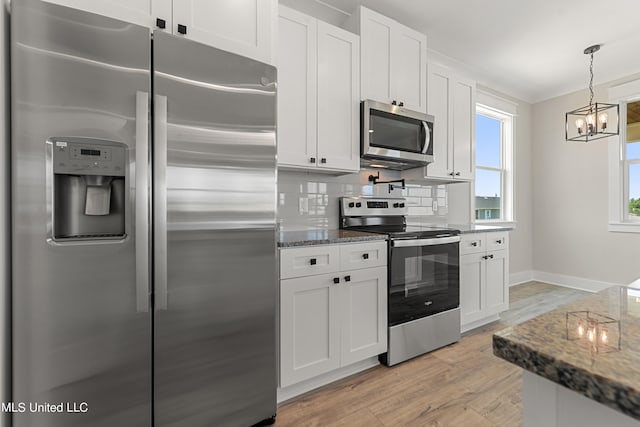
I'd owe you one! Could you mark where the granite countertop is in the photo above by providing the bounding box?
[278,229,386,247]
[493,285,640,420]
[406,222,513,234]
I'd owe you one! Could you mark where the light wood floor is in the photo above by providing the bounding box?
[274,281,589,427]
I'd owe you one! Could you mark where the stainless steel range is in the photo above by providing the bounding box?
[340,197,461,366]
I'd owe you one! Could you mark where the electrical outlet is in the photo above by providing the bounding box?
[432,199,438,212]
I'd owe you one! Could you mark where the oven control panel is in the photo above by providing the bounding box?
[340,197,408,217]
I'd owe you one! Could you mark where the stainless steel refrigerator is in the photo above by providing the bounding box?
[11,1,277,426]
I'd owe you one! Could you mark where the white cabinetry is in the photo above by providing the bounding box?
[277,7,360,173]
[350,7,427,113]
[42,0,275,63]
[459,232,509,332]
[279,241,387,388]
[403,63,476,183]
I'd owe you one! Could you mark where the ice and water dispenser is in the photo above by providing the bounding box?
[49,138,127,240]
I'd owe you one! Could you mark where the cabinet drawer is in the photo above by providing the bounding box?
[280,245,340,279]
[486,233,508,252]
[339,241,387,271]
[460,234,485,255]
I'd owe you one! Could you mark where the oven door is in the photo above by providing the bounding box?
[388,236,460,326]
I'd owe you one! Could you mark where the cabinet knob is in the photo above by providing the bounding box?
[320,158,327,164]
[391,100,397,105]
[489,254,494,259]
[333,277,340,284]
[310,258,317,265]
[344,275,351,282]
[156,18,166,29]
[496,239,503,244]
[310,157,316,164]
[482,255,488,260]
[399,101,404,107]
[471,242,478,247]
[449,172,455,176]
[177,24,187,34]
[455,172,461,176]
[362,253,369,260]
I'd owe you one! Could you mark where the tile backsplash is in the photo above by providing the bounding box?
[278,169,448,230]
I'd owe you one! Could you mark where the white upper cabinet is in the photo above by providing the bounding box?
[172,0,275,64]
[403,63,475,182]
[353,7,427,113]
[277,8,317,168]
[277,6,360,173]
[42,0,169,28]
[42,0,275,64]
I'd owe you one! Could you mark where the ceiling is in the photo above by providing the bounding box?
[282,0,640,104]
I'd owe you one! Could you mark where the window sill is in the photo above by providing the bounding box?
[608,222,640,233]
[474,220,517,228]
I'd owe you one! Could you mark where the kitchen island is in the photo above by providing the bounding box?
[493,283,640,427]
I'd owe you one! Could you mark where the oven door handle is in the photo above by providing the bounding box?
[392,236,460,247]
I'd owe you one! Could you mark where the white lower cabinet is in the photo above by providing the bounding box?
[459,232,509,331]
[279,242,387,388]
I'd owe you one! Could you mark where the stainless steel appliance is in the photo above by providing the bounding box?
[340,197,460,366]
[11,1,277,426]
[360,99,434,170]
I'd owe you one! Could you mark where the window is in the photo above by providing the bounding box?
[625,100,640,222]
[474,100,514,223]
[608,79,640,233]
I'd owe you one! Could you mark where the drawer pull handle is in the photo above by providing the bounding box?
[310,258,317,265]
[156,18,166,29]
[471,242,478,247]
[310,157,316,163]
[320,158,327,164]
[362,253,369,260]
[333,277,340,284]
[344,275,351,282]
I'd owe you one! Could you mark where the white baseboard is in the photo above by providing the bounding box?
[510,270,534,287]
[509,270,623,293]
[277,357,379,404]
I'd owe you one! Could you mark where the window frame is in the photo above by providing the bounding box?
[608,79,640,233]
[474,100,514,224]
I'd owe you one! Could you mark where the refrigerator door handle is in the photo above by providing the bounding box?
[154,94,168,310]
[135,91,150,313]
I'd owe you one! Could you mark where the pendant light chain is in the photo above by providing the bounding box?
[589,51,594,109]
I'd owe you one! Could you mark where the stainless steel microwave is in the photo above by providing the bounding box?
[361,99,434,170]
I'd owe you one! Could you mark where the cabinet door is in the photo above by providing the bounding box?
[460,253,485,326]
[280,274,341,387]
[426,63,454,179]
[173,0,275,64]
[359,8,394,104]
[277,7,318,169]
[485,250,509,315]
[452,76,476,180]
[340,267,387,366]
[391,26,427,113]
[317,22,360,173]
[42,0,169,28]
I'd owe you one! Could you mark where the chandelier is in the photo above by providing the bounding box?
[565,44,619,142]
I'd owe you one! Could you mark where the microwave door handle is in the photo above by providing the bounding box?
[421,121,431,154]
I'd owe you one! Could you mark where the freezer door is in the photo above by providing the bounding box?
[153,31,277,427]
[11,1,152,426]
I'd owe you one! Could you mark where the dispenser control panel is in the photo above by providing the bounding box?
[51,138,126,177]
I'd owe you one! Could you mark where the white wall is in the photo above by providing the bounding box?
[532,74,640,287]
[1,0,9,424]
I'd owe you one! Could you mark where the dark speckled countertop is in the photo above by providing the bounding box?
[493,285,640,420]
[278,229,386,247]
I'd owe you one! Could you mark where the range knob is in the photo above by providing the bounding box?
[355,202,362,208]
[348,202,355,208]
